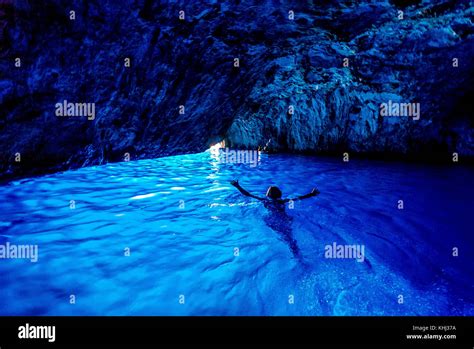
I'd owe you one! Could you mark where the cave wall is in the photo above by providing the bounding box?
[225,0,474,156]
[0,0,473,180]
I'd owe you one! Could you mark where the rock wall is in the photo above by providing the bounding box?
[1,0,473,180]
[225,0,474,157]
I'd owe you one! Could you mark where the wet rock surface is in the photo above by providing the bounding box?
[1,0,473,180]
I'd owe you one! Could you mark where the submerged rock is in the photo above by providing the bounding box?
[0,0,473,180]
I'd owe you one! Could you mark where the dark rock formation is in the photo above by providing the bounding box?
[1,0,473,180]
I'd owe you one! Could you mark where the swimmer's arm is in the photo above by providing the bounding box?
[283,188,320,202]
[230,180,265,200]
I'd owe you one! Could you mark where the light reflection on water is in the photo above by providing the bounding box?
[0,151,473,315]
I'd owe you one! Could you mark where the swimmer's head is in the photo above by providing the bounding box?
[266,186,282,199]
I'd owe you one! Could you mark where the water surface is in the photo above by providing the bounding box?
[0,151,473,315]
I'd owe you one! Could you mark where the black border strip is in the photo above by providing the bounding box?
[0,316,472,346]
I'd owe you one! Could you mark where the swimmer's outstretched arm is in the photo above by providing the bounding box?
[230,180,265,200]
[283,188,320,203]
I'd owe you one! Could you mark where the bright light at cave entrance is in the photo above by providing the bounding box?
[209,140,225,152]
[208,140,225,160]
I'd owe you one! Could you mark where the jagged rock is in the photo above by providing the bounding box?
[0,0,473,180]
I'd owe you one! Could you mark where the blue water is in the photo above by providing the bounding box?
[0,151,473,315]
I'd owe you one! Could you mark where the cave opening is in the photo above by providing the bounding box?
[209,140,226,157]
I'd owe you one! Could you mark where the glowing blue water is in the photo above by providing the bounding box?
[0,151,473,315]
